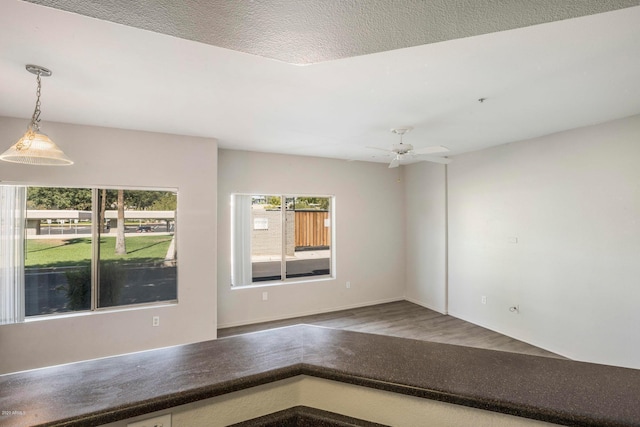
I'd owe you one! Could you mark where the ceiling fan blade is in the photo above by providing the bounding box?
[388,157,401,168]
[418,155,452,165]
[412,145,449,155]
[366,146,394,153]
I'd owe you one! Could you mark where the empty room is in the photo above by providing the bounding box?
[1,1,640,426]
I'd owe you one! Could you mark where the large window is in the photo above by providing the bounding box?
[0,186,177,324]
[231,194,333,286]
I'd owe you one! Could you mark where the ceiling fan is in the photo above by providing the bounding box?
[367,127,452,168]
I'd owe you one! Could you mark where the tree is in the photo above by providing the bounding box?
[115,189,126,255]
[27,187,92,210]
[123,190,163,210]
[150,192,177,210]
[294,197,330,210]
[99,188,107,232]
[96,189,177,255]
[266,196,282,208]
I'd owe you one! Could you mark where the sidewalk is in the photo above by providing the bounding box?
[26,232,173,239]
[252,249,330,263]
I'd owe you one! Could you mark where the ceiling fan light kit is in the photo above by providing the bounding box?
[390,128,413,154]
[366,127,452,168]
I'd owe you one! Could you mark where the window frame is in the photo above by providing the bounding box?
[0,183,179,323]
[231,193,335,288]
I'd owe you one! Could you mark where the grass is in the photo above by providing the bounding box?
[25,235,174,268]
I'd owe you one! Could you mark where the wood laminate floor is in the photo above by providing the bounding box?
[218,300,565,359]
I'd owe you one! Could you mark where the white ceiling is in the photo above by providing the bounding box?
[1,0,640,164]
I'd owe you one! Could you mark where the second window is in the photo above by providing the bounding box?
[231,195,333,286]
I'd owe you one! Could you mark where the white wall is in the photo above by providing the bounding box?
[404,161,447,313]
[217,149,405,327]
[0,116,217,374]
[447,114,640,369]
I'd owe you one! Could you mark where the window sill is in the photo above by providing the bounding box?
[24,300,178,322]
[231,276,335,290]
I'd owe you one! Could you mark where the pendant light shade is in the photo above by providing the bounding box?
[0,129,73,165]
[0,65,73,166]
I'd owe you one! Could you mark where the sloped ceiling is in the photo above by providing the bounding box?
[23,0,639,64]
[1,0,640,163]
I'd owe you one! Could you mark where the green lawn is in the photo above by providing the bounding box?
[25,235,174,268]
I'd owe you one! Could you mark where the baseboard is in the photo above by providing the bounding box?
[404,296,447,315]
[217,296,405,329]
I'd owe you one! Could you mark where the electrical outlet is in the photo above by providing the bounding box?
[127,413,171,427]
[262,291,268,301]
[346,281,351,289]
[481,296,487,305]
[152,316,160,327]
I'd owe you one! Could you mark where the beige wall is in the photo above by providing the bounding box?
[217,149,405,327]
[7,111,638,374]
[446,114,640,369]
[403,161,448,313]
[0,116,217,374]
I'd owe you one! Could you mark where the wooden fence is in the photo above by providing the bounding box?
[294,211,330,248]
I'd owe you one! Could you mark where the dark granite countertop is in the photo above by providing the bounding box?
[1,325,639,427]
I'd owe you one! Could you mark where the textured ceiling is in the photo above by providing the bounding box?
[23,0,640,64]
[2,1,640,164]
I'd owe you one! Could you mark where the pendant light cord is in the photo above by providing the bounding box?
[16,72,42,151]
[30,72,43,132]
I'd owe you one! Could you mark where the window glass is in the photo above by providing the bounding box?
[251,195,282,283]
[285,197,331,279]
[0,185,177,324]
[25,187,93,315]
[231,194,332,286]
[97,189,177,308]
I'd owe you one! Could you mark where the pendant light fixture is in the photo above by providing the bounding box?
[0,64,73,166]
